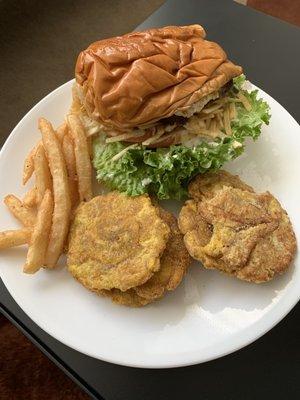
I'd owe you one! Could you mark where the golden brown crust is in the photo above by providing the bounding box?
[188,170,254,201]
[67,193,170,291]
[178,200,213,249]
[134,207,191,301]
[99,288,152,307]
[235,195,297,282]
[179,173,297,283]
[198,188,274,229]
[75,25,242,130]
[99,206,191,307]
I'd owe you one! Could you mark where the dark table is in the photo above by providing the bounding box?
[1,1,300,399]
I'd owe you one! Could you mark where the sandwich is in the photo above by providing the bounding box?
[72,25,271,199]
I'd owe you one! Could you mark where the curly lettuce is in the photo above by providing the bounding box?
[93,76,271,199]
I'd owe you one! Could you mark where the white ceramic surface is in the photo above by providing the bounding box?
[0,80,299,368]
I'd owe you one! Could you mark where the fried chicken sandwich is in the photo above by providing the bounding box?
[72,25,270,199]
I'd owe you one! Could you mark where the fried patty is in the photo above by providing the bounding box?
[134,207,191,301]
[99,207,191,307]
[179,172,296,283]
[100,288,152,307]
[188,170,254,201]
[67,192,170,291]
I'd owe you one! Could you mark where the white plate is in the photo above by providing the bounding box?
[0,80,299,368]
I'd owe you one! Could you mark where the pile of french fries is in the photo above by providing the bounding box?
[0,114,92,273]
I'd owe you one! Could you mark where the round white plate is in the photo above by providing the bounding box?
[0,80,299,368]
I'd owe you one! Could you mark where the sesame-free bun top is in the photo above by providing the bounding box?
[75,25,242,130]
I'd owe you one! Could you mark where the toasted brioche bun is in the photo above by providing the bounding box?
[75,25,242,132]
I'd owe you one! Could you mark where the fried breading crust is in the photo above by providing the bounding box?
[100,288,152,307]
[100,207,191,307]
[188,170,254,201]
[67,193,170,291]
[179,179,296,283]
[134,207,191,301]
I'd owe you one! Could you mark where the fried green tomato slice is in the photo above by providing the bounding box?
[99,288,152,307]
[134,207,191,301]
[179,186,296,283]
[99,207,191,307]
[188,170,254,201]
[67,192,170,291]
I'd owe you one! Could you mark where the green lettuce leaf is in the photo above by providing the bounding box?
[93,78,271,199]
[233,74,246,90]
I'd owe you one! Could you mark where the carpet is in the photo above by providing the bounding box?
[243,0,300,26]
[0,314,90,399]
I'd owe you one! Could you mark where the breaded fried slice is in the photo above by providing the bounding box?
[179,186,296,283]
[188,170,254,201]
[67,192,170,291]
[99,207,191,307]
[134,207,191,301]
[100,288,152,307]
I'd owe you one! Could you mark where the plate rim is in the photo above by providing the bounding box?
[0,79,299,368]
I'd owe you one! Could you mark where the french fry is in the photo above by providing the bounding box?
[68,180,79,211]
[70,84,81,114]
[34,145,52,204]
[24,190,54,274]
[4,194,36,227]
[23,147,35,185]
[22,141,43,185]
[62,133,79,207]
[67,114,92,202]
[39,117,71,267]
[62,133,77,180]
[23,187,37,207]
[0,228,31,250]
[56,122,68,142]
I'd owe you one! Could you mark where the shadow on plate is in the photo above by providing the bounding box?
[186,260,294,314]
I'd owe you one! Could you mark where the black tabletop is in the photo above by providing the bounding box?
[1,1,300,399]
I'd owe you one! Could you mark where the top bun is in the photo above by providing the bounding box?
[75,25,242,130]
